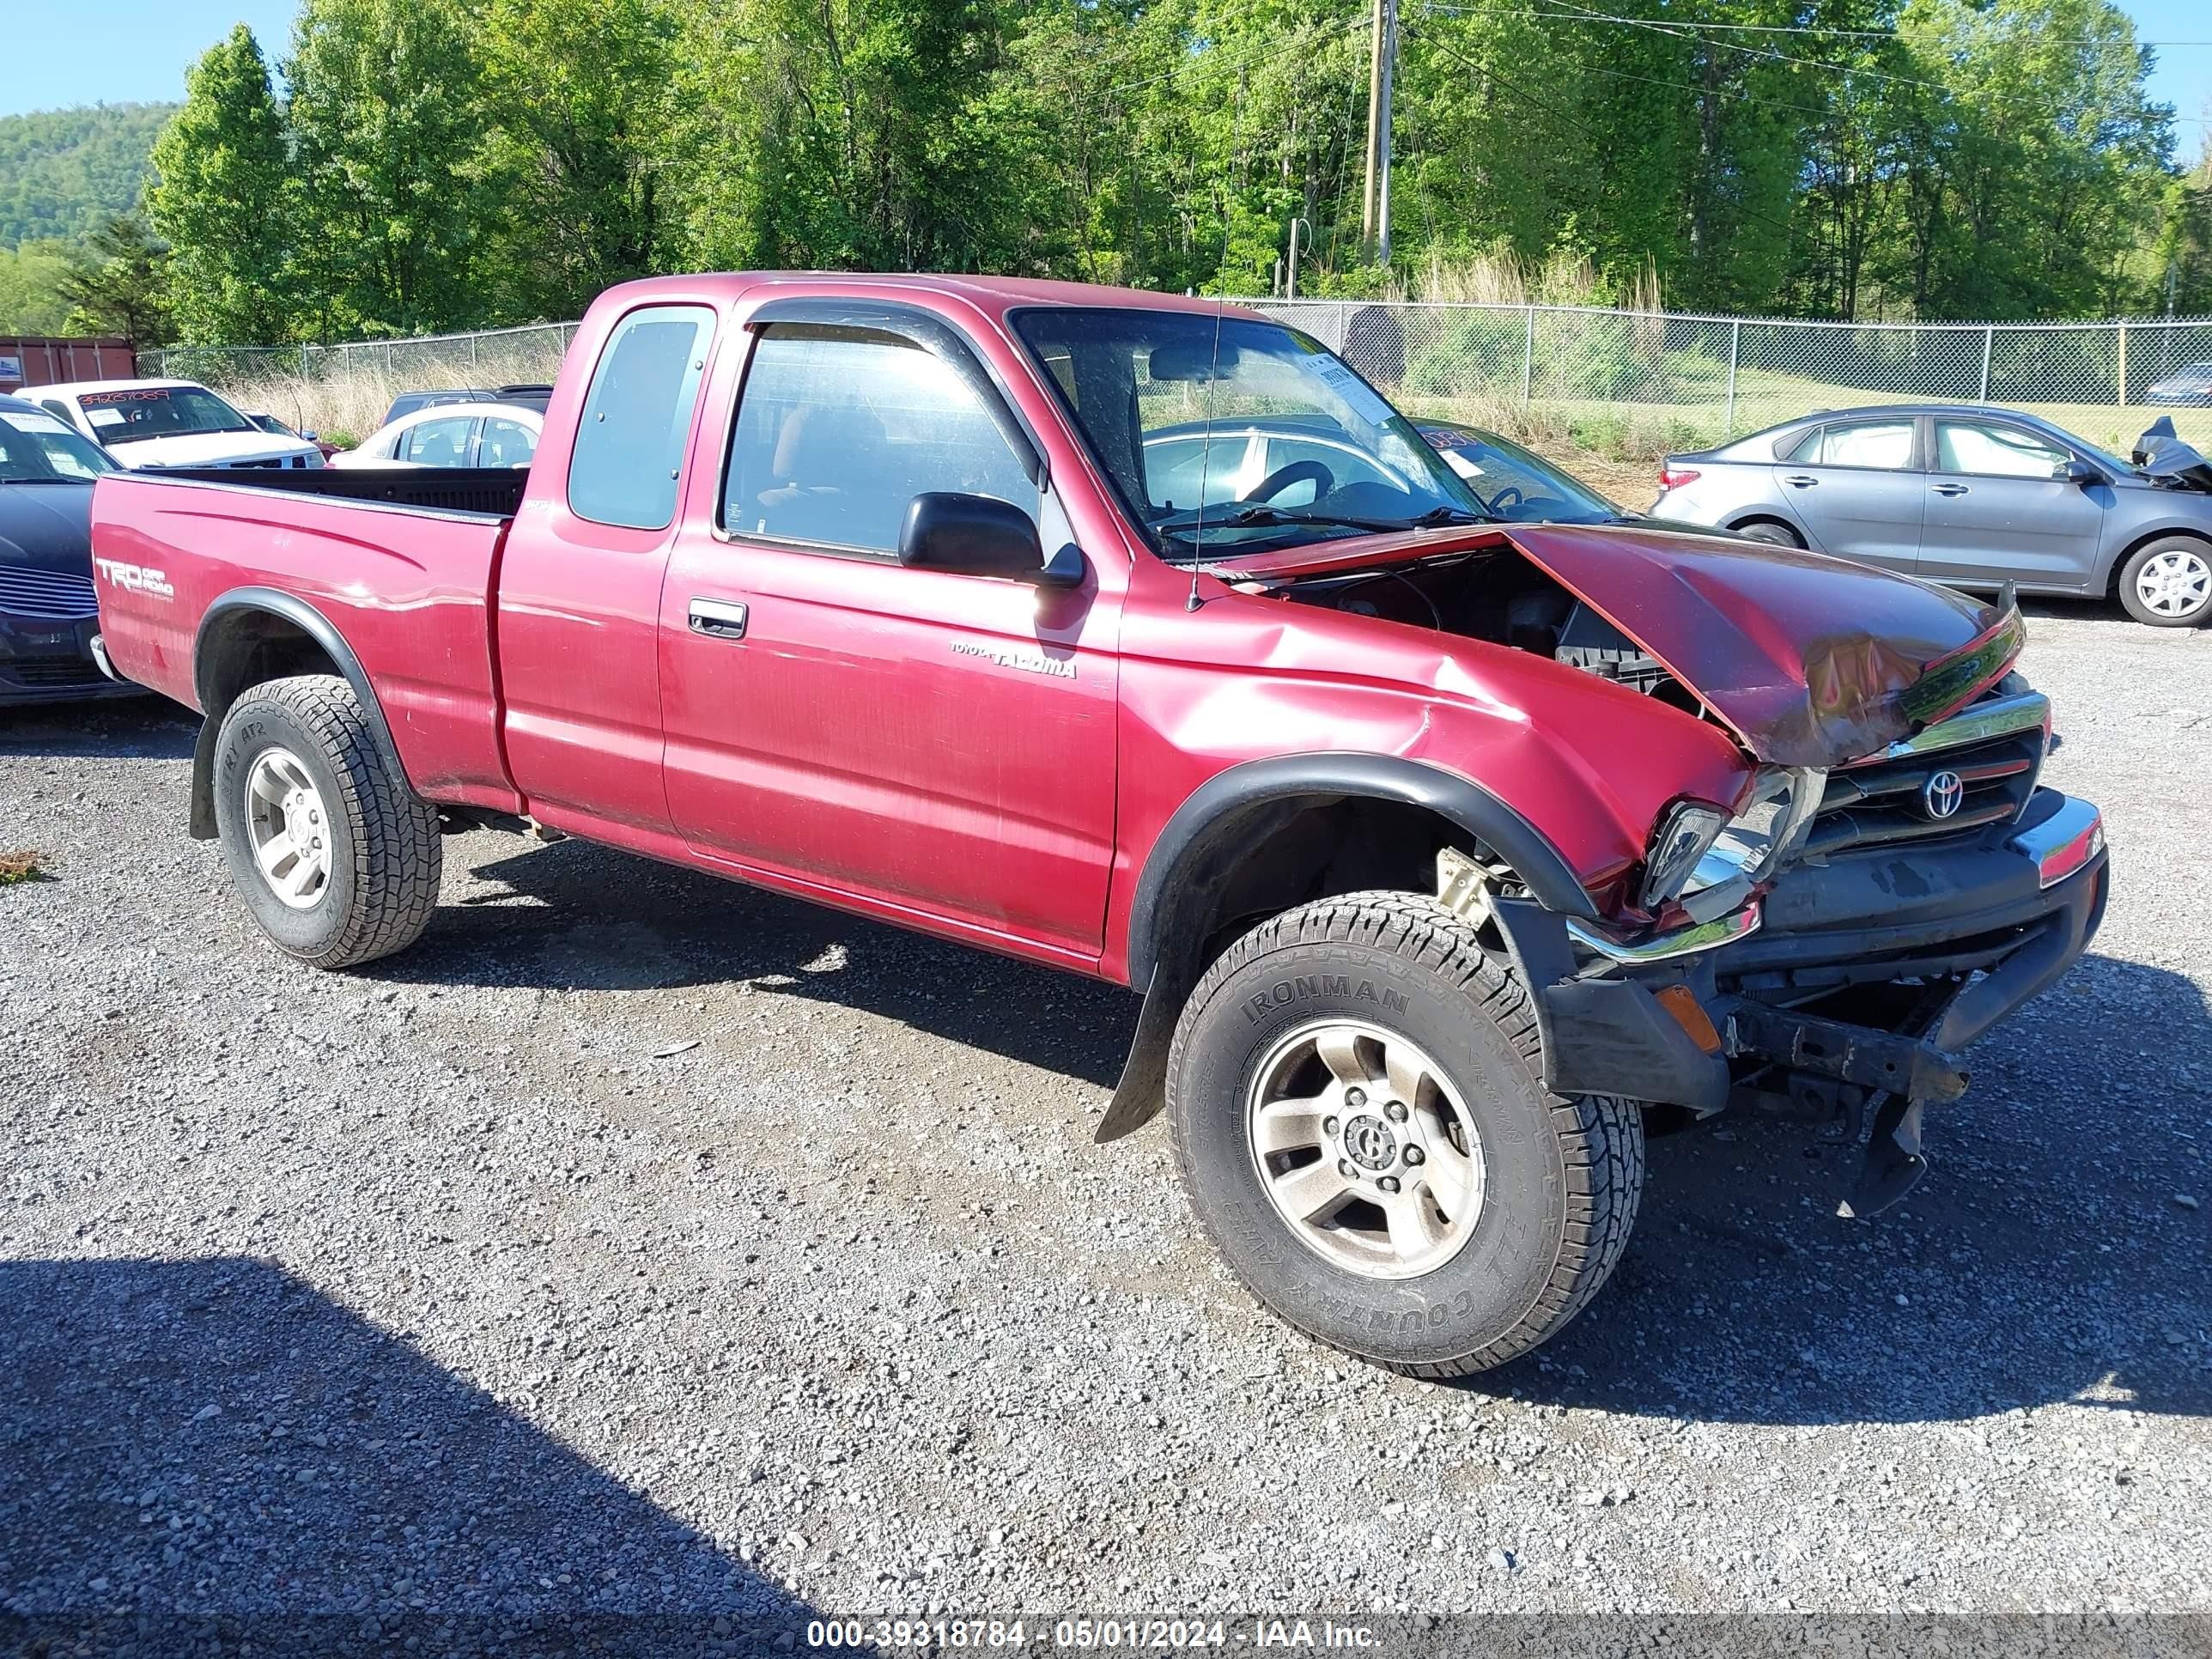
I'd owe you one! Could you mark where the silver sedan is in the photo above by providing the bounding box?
[1650,404,2212,627]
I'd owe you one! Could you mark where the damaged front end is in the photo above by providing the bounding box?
[1489,679,2107,1216]
[1224,521,2106,1213]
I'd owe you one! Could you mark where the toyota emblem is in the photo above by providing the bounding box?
[1922,769,1966,821]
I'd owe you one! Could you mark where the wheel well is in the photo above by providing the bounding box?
[1727,513,1802,542]
[2105,526,2212,596]
[197,610,343,726]
[187,607,349,841]
[1149,794,1486,996]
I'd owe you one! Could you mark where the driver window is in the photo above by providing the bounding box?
[725,325,1039,556]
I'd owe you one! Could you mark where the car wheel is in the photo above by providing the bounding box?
[1167,891,1644,1377]
[2117,537,2212,627]
[1734,519,1804,549]
[211,674,443,967]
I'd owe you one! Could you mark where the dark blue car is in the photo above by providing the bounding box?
[0,393,143,705]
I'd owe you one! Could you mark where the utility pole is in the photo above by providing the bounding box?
[1360,0,1398,265]
[1287,216,1311,299]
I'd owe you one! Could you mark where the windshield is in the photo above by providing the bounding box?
[1419,422,1616,522]
[0,407,118,482]
[75,385,255,446]
[1011,308,1486,559]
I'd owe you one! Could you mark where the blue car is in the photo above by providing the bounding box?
[0,393,143,705]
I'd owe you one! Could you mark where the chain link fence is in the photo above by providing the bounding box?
[140,323,576,447]
[145,305,2212,457]
[1252,301,2212,454]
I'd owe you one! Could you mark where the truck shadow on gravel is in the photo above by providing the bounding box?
[375,833,1142,1088]
[0,1257,816,1649]
[382,841,2206,1431]
[1481,949,2212,1426]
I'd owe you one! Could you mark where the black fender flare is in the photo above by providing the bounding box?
[186,587,407,840]
[1096,752,1596,1142]
[1123,751,1595,993]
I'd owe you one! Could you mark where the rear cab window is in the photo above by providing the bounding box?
[568,304,717,531]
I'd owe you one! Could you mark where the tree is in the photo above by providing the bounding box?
[477,0,678,321]
[0,240,76,334]
[54,214,173,344]
[149,25,293,344]
[284,0,490,337]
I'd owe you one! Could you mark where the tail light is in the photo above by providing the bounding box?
[1659,465,1701,489]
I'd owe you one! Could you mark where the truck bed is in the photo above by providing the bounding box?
[151,465,530,520]
[89,466,520,812]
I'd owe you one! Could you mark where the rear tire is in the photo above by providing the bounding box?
[2116,536,2212,627]
[1166,892,1644,1377]
[1734,518,1804,549]
[211,674,441,968]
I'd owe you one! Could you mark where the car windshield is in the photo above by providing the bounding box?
[76,385,255,445]
[0,407,119,482]
[1419,423,1616,522]
[1011,308,1486,559]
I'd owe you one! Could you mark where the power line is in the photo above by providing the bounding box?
[1423,1,2212,50]
[1431,0,2212,125]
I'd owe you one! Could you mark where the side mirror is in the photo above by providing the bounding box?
[899,492,1077,586]
[2064,459,2106,487]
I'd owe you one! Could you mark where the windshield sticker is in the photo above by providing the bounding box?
[1310,357,1397,428]
[85,407,126,428]
[79,388,174,404]
[0,411,75,435]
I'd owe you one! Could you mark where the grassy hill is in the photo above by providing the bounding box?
[0,103,176,252]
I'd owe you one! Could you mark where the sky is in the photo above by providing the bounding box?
[0,0,2207,157]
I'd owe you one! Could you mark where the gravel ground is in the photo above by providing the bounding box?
[1,601,2208,1627]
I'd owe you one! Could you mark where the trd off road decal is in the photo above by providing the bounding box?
[94,559,175,600]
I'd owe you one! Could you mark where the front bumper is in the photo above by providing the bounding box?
[0,615,145,706]
[1498,788,2107,1202]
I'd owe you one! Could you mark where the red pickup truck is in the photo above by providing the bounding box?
[90,274,2108,1376]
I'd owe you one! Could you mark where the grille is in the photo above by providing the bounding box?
[1808,715,2045,858]
[4,656,103,688]
[0,566,99,621]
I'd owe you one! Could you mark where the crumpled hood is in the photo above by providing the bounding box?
[1499,525,2021,766]
[1221,521,2023,769]
[0,483,95,574]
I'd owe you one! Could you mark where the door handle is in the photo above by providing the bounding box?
[1932,483,1970,496]
[1782,475,1817,488]
[687,598,749,640]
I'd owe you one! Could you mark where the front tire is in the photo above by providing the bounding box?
[1167,892,1644,1377]
[2116,537,2212,627]
[1734,518,1804,549]
[211,674,442,968]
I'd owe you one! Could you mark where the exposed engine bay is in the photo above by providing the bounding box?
[1250,546,1709,716]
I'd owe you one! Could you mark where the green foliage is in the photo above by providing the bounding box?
[149,27,294,345]
[477,0,678,319]
[0,105,176,252]
[285,0,493,337]
[0,240,76,335]
[55,214,173,345]
[3,0,2197,348]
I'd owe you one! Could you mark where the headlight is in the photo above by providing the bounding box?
[1640,767,1826,915]
[1639,800,1728,910]
[1691,765,1826,890]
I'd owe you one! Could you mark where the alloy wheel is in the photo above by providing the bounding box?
[1245,1018,1487,1279]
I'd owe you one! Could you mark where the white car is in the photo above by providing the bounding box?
[33,379,325,471]
[334,403,543,471]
